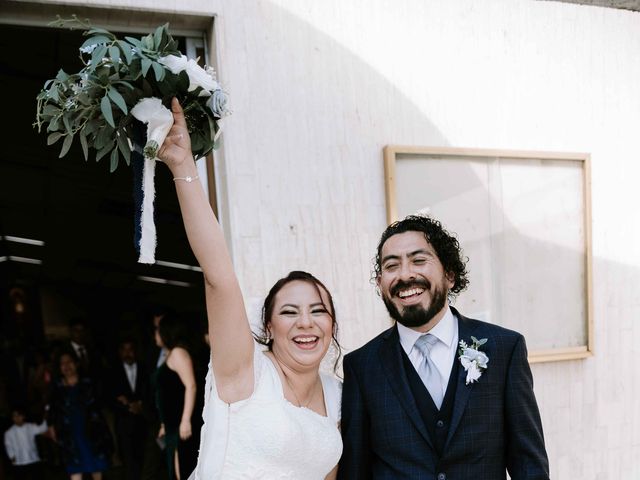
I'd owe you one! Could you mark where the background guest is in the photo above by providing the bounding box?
[107,338,149,480]
[48,350,112,480]
[155,313,203,480]
[3,406,47,480]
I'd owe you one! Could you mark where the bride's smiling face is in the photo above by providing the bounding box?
[268,280,335,370]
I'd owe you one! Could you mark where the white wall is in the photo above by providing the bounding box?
[216,2,640,478]
[20,0,640,477]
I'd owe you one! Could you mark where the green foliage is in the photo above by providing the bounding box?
[34,16,225,171]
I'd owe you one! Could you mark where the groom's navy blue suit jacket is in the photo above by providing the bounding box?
[339,308,550,480]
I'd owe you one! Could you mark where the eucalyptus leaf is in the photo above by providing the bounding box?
[62,114,73,134]
[131,62,144,81]
[152,62,165,82]
[90,45,108,70]
[87,27,115,37]
[43,104,60,116]
[47,117,60,132]
[109,148,119,172]
[79,131,89,160]
[96,144,113,162]
[153,25,164,50]
[118,40,133,64]
[109,45,120,65]
[116,131,131,163]
[59,134,73,158]
[142,34,154,50]
[81,35,111,49]
[141,57,152,77]
[55,69,69,82]
[47,132,64,145]
[100,95,115,128]
[107,88,128,114]
[124,36,144,50]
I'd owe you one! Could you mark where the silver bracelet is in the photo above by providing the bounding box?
[173,175,199,183]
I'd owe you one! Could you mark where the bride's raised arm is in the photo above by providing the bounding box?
[158,98,254,403]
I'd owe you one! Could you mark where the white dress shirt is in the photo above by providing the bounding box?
[3,422,47,466]
[124,362,137,393]
[397,306,459,400]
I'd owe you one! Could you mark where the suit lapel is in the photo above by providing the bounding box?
[444,310,481,449]
[379,326,435,450]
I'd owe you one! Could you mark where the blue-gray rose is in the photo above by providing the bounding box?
[207,89,228,118]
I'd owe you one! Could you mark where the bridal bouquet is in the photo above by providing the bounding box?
[34,17,229,263]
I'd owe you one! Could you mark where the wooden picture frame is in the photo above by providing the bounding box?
[383,146,593,363]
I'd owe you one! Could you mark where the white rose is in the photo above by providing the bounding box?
[464,362,482,385]
[159,54,218,96]
[130,97,173,159]
[462,347,489,369]
[158,54,188,74]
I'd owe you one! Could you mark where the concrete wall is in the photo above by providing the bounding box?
[212,4,640,476]
[9,0,640,477]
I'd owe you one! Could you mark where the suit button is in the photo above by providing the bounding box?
[436,420,445,428]
[437,474,446,480]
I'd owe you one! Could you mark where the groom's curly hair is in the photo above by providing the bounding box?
[374,215,469,298]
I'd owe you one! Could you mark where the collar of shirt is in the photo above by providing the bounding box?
[123,362,137,373]
[397,306,459,385]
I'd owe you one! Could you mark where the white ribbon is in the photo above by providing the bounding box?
[131,97,174,264]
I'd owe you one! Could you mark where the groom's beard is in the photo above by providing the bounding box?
[382,279,449,329]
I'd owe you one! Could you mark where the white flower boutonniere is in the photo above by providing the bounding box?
[458,336,489,385]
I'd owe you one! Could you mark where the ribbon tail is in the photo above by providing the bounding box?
[138,157,157,264]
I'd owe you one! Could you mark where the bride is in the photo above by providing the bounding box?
[158,98,342,479]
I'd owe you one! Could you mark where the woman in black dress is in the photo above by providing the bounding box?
[154,313,203,480]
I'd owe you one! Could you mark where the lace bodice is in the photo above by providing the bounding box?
[191,343,342,480]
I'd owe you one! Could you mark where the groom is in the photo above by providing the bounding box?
[339,215,549,479]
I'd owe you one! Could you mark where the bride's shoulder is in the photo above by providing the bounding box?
[320,372,342,394]
[320,373,342,423]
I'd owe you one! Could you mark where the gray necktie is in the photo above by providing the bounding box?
[414,334,443,409]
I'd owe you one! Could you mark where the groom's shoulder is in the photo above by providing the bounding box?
[456,310,526,346]
[344,326,394,365]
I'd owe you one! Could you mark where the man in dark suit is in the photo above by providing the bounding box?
[108,338,149,480]
[65,318,104,385]
[339,215,549,479]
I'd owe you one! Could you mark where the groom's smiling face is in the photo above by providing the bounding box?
[377,231,454,332]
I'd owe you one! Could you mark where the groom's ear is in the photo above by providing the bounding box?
[445,270,455,290]
[375,274,382,296]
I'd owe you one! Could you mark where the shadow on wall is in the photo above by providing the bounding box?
[222,2,597,354]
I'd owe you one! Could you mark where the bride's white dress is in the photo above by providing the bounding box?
[190,343,342,479]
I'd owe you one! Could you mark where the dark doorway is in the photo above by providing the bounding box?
[0,23,206,357]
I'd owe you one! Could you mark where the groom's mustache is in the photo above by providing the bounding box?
[390,279,431,297]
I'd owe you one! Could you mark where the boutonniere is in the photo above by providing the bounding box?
[458,336,489,385]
